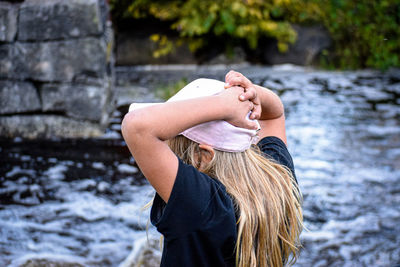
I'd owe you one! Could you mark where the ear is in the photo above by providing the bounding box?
[198,144,215,165]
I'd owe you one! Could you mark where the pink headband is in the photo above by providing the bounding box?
[129,78,260,152]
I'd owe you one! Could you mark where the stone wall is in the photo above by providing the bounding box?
[0,0,114,138]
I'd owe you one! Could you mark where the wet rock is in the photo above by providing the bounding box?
[0,38,106,82]
[386,68,400,84]
[360,86,392,102]
[18,258,85,267]
[18,0,103,41]
[40,83,108,122]
[376,104,400,119]
[117,163,138,174]
[0,115,103,138]
[0,81,41,114]
[386,84,400,95]
[0,2,17,42]
[120,237,161,267]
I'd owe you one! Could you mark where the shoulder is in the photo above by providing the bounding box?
[257,136,297,182]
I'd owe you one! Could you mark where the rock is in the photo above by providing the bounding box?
[120,237,161,267]
[0,80,41,114]
[0,38,107,82]
[386,68,400,85]
[115,23,330,66]
[18,258,85,267]
[0,2,18,42]
[117,163,138,174]
[260,25,331,65]
[40,83,109,122]
[18,0,103,41]
[0,115,104,138]
[113,86,161,108]
[361,86,392,102]
[0,44,13,77]
[115,65,225,89]
[205,47,247,65]
[116,32,196,65]
[0,0,114,139]
[98,0,110,35]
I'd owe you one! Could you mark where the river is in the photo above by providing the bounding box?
[1,65,399,266]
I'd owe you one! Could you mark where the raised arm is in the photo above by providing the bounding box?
[225,70,287,144]
[121,85,256,202]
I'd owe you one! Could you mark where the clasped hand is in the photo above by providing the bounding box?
[224,70,261,120]
[218,86,258,130]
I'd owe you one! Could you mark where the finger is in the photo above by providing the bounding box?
[225,70,236,82]
[231,85,245,92]
[239,89,256,101]
[225,70,238,88]
[248,101,255,112]
[226,77,244,87]
[227,76,251,88]
[225,70,235,78]
[250,105,261,120]
[245,120,259,130]
[226,74,238,86]
[225,70,239,80]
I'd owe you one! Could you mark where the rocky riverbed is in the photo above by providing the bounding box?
[1,65,399,266]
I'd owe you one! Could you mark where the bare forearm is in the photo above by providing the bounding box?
[255,85,284,120]
[122,95,226,142]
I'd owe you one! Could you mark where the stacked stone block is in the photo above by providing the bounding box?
[0,0,114,138]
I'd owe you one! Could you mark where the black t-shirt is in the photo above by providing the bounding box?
[150,136,297,267]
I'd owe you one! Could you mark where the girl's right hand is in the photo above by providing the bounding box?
[219,86,259,130]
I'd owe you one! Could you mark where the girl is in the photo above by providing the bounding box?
[121,70,302,267]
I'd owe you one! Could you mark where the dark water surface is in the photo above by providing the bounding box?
[1,65,399,266]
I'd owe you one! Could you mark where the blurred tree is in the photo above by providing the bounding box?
[110,0,400,69]
[310,0,400,69]
[110,0,314,57]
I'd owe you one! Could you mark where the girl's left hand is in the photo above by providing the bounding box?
[219,86,259,130]
[224,70,261,120]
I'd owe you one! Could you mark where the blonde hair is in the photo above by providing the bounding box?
[167,135,303,267]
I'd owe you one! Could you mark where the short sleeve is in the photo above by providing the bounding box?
[257,136,297,183]
[150,156,233,239]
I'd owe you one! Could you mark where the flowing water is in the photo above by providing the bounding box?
[1,65,399,266]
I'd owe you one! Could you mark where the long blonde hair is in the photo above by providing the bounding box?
[167,135,303,267]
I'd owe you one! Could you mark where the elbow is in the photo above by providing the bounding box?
[121,111,135,136]
[274,91,284,116]
[278,100,285,118]
[267,98,284,120]
[272,93,285,119]
[121,111,148,143]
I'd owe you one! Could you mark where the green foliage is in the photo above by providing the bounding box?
[110,0,400,69]
[311,0,400,69]
[111,0,310,57]
[156,78,188,101]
